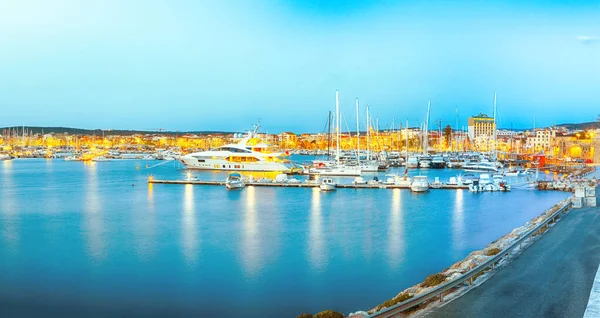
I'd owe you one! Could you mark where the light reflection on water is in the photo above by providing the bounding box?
[182,184,198,265]
[83,161,105,261]
[309,187,325,270]
[388,189,405,268]
[1,160,18,250]
[241,185,261,277]
[452,189,466,256]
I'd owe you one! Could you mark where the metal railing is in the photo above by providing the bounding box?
[370,199,573,318]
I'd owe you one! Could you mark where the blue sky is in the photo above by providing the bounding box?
[0,0,599,133]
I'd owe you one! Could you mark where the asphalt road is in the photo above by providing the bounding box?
[428,207,600,318]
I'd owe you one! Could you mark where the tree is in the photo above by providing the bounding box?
[443,125,452,148]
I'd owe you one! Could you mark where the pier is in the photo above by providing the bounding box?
[148,179,470,190]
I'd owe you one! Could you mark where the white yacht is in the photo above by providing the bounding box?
[225,172,245,189]
[0,154,13,161]
[180,123,292,172]
[319,178,336,191]
[308,161,362,176]
[431,156,445,169]
[406,156,419,168]
[419,156,432,168]
[410,176,429,192]
[463,161,499,173]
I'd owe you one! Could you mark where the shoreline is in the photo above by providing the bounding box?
[349,167,597,318]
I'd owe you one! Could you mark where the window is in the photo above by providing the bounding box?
[197,159,205,162]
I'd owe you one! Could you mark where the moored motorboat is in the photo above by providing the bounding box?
[406,156,419,168]
[319,177,336,191]
[410,176,429,192]
[431,156,445,169]
[225,172,245,189]
[430,177,443,189]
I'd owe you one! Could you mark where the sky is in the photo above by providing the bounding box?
[0,0,599,133]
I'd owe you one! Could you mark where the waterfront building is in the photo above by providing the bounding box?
[526,129,556,153]
[467,113,496,150]
[467,113,495,140]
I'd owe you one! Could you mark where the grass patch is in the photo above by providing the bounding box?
[375,292,414,311]
[421,273,446,288]
[314,310,345,318]
[485,248,502,256]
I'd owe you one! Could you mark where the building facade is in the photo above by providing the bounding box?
[467,113,496,150]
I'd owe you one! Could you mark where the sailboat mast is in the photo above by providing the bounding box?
[366,104,370,161]
[335,90,340,165]
[327,111,332,161]
[355,98,360,165]
[424,101,430,155]
[405,119,409,171]
[493,91,497,160]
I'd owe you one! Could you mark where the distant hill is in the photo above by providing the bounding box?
[555,121,600,130]
[0,126,233,136]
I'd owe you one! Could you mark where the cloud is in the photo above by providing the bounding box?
[576,35,599,43]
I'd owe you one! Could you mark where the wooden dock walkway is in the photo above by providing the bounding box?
[148,179,469,190]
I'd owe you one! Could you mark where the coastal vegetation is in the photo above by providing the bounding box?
[484,247,502,256]
[375,292,414,311]
[420,273,447,288]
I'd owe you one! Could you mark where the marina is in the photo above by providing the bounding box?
[0,159,574,317]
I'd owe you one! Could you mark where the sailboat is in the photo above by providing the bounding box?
[418,101,432,168]
[357,100,378,172]
[308,91,361,176]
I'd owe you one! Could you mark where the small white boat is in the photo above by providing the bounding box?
[274,174,289,183]
[0,154,13,161]
[395,175,412,187]
[462,174,475,185]
[353,176,367,185]
[419,156,432,168]
[225,172,245,189]
[92,156,111,162]
[410,176,429,192]
[463,161,499,173]
[406,156,419,168]
[319,177,336,191]
[64,156,80,161]
[448,176,458,186]
[367,176,381,185]
[430,177,443,189]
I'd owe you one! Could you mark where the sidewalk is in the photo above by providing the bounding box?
[584,264,600,317]
[428,207,600,318]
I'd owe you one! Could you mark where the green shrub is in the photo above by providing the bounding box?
[420,273,446,288]
[314,310,345,318]
[375,292,413,311]
[485,247,502,256]
[297,314,313,318]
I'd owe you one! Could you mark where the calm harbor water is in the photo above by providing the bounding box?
[0,159,570,317]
